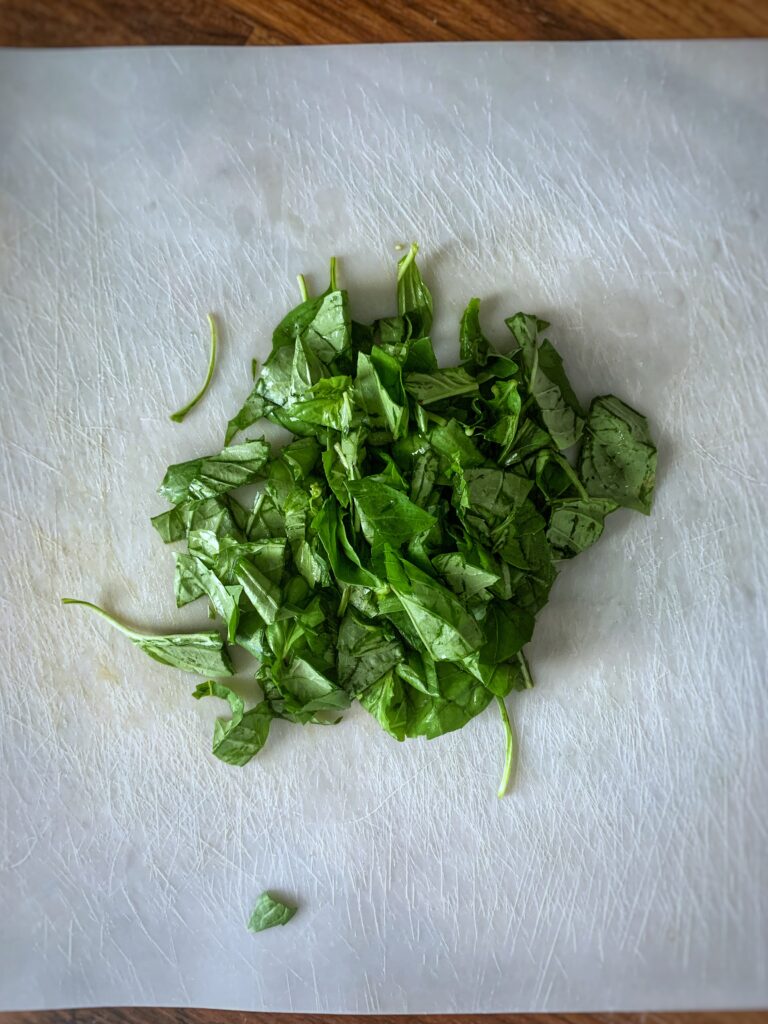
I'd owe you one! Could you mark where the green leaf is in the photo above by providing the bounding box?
[61,599,234,677]
[235,557,282,625]
[355,351,408,439]
[547,497,619,558]
[459,468,533,528]
[312,498,380,588]
[158,440,271,505]
[429,419,485,470]
[534,449,586,502]
[337,611,403,695]
[193,681,272,765]
[405,367,479,405]
[359,669,409,741]
[459,297,490,367]
[215,536,287,585]
[397,242,433,338]
[287,375,355,433]
[347,478,436,548]
[432,551,500,599]
[579,395,657,514]
[383,547,484,661]
[224,382,266,446]
[484,379,522,460]
[402,662,493,739]
[273,261,350,365]
[174,554,241,642]
[270,655,350,720]
[247,891,297,932]
[507,314,584,450]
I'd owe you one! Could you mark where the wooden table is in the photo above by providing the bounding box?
[1,2,767,1022]
[2,0,768,46]
[2,1013,768,1024]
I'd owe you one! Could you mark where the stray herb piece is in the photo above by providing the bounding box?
[61,599,234,676]
[247,891,297,932]
[193,681,272,765]
[170,313,219,423]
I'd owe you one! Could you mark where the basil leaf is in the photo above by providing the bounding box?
[338,611,404,695]
[224,383,267,446]
[269,655,349,720]
[235,557,282,625]
[347,477,436,548]
[359,669,409,740]
[158,439,271,505]
[193,681,272,765]
[547,497,619,558]
[247,892,297,932]
[405,367,479,404]
[403,662,493,738]
[62,599,234,677]
[579,395,657,514]
[432,552,500,599]
[312,498,379,588]
[174,554,241,643]
[397,242,433,338]
[384,547,484,661]
[459,296,490,367]
[355,351,408,439]
[507,314,584,450]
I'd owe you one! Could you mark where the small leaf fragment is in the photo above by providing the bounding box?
[247,891,297,933]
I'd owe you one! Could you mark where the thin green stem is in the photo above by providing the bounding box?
[516,651,534,690]
[297,274,309,302]
[329,256,338,291]
[397,242,418,281]
[337,585,350,617]
[170,313,219,423]
[496,695,516,798]
[61,598,142,641]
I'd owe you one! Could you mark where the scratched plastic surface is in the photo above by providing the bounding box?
[0,42,767,1013]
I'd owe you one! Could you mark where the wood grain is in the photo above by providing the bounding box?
[1,1013,768,1024]
[1,0,767,46]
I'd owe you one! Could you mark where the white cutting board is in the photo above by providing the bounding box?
[0,41,766,1013]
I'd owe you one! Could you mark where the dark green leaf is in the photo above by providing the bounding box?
[507,313,584,450]
[312,498,380,588]
[579,395,657,514]
[384,547,484,661]
[347,477,436,548]
[547,497,619,558]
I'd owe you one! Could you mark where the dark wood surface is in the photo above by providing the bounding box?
[1,0,768,46]
[1,0,767,1022]
[2,1013,768,1024]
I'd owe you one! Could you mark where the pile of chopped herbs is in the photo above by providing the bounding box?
[64,245,657,795]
